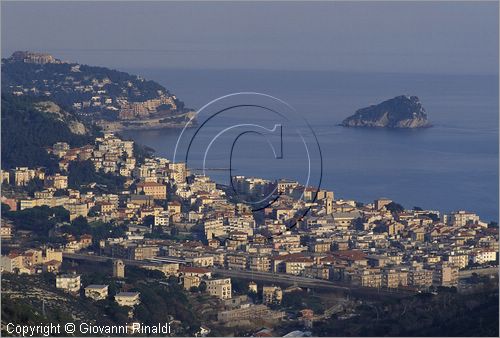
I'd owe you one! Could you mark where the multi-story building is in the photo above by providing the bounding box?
[450,211,480,227]
[56,274,81,293]
[262,285,283,304]
[446,253,469,269]
[1,170,10,184]
[14,167,43,186]
[433,263,459,287]
[249,255,271,272]
[408,268,433,288]
[128,245,159,260]
[206,278,232,300]
[154,211,170,227]
[226,253,248,270]
[303,265,330,280]
[285,257,314,275]
[84,285,109,300]
[167,201,182,215]
[351,268,382,288]
[183,275,201,290]
[64,202,88,221]
[170,162,188,184]
[1,223,12,239]
[115,292,141,307]
[381,268,408,288]
[135,182,167,200]
[45,174,68,189]
[470,250,498,265]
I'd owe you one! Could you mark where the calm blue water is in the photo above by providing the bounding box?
[122,69,499,221]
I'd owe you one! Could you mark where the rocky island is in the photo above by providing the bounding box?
[341,95,431,129]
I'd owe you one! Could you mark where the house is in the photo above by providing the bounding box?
[85,285,109,300]
[42,260,62,273]
[115,292,141,307]
[168,201,182,215]
[1,253,25,273]
[56,274,81,293]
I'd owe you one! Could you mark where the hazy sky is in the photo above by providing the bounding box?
[1,1,498,74]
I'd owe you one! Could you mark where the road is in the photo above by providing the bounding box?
[63,252,413,299]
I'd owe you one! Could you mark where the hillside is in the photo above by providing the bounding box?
[1,51,194,131]
[341,95,431,129]
[1,94,95,170]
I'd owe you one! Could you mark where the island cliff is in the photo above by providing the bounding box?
[341,95,431,129]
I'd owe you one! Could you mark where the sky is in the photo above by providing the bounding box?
[1,1,498,75]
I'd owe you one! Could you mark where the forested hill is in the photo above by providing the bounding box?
[1,94,95,171]
[1,51,189,124]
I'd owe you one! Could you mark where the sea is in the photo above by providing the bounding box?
[121,69,499,222]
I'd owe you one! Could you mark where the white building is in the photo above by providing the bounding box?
[206,278,232,300]
[56,274,81,293]
[450,211,480,227]
[470,250,498,265]
[115,292,141,307]
[84,284,109,300]
[154,211,170,227]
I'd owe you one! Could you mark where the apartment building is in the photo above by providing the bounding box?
[135,182,167,200]
[408,268,433,288]
[56,274,81,293]
[226,253,248,270]
[262,285,283,305]
[450,211,480,227]
[84,285,109,300]
[206,278,232,300]
[351,268,382,288]
[433,263,459,287]
[470,250,498,265]
[128,245,159,260]
[446,253,469,269]
[249,255,271,272]
[45,173,68,189]
[381,268,408,288]
[115,292,141,307]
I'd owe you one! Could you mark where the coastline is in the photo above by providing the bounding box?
[96,115,197,132]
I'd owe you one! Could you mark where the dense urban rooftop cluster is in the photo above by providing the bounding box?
[2,132,498,296]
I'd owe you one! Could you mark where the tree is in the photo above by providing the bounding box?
[142,215,155,227]
[385,202,405,214]
[3,205,69,236]
[67,160,125,193]
[199,281,207,293]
